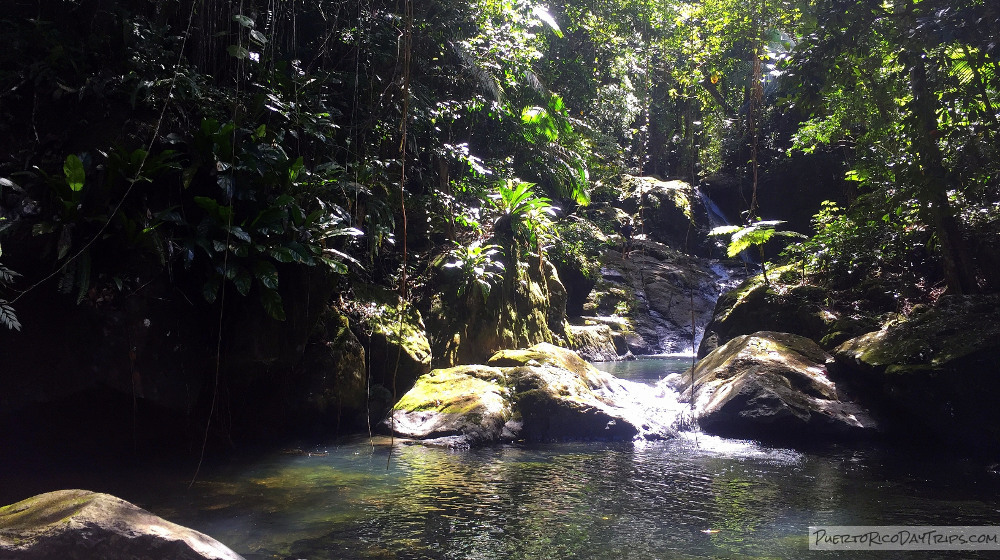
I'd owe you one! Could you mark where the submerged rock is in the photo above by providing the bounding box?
[0,489,243,560]
[387,343,685,447]
[678,331,878,442]
[832,295,1000,451]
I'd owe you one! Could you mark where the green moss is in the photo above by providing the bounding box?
[0,490,95,531]
[393,366,504,414]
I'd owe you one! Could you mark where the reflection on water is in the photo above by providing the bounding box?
[5,359,1000,560]
[132,435,1000,560]
[591,356,693,384]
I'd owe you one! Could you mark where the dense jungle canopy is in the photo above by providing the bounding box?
[1,0,999,445]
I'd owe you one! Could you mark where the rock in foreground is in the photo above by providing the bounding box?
[678,331,878,442]
[0,489,243,560]
[388,343,686,447]
[833,295,1000,451]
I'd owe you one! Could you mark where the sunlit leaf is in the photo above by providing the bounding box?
[63,154,85,192]
[531,6,563,38]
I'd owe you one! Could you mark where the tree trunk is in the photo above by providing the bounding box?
[907,51,979,294]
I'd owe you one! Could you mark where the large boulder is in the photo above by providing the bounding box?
[387,365,513,448]
[616,176,713,253]
[427,256,569,368]
[832,295,1000,451]
[0,489,243,560]
[285,309,369,432]
[696,274,877,358]
[676,331,878,442]
[363,302,433,399]
[387,343,686,447]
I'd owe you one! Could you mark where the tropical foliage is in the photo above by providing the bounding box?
[0,0,997,330]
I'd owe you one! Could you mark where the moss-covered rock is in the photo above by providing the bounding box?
[388,343,685,446]
[427,257,568,368]
[0,489,243,559]
[387,365,512,447]
[697,272,853,358]
[365,302,432,398]
[832,294,1000,452]
[288,309,369,432]
[676,331,878,442]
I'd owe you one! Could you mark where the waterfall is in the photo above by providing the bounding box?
[697,187,757,265]
[697,188,730,229]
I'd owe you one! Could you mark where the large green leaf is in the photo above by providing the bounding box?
[63,154,85,192]
[259,287,286,321]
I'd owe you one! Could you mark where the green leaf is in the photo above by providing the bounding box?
[288,156,304,182]
[254,260,279,289]
[233,267,252,296]
[319,256,348,274]
[57,226,72,260]
[228,45,250,60]
[532,6,563,38]
[269,246,297,263]
[0,300,20,331]
[709,225,743,236]
[249,29,268,45]
[63,154,85,192]
[203,276,220,304]
[229,225,252,243]
[259,287,286,321]
[233,14,255,28]
[182,166,197,189]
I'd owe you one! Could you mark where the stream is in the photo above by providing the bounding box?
[5,359,1000,559]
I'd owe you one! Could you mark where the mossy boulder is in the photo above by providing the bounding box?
[288,309,369,432]
[364,302,433,398]
[388,343,685,447]
[428,257,568,368]
[615,176,710,252]
[697,274,848,358]
[832,294,1000,452]
[676,331,878,442]
[387,365,513,448]
[0,489,243,560]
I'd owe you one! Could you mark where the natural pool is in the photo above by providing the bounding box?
[5,359,1000,559]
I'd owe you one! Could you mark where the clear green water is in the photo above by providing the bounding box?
[6,359,1000,560]
[591,356,694,384]
[147,436,1000,560]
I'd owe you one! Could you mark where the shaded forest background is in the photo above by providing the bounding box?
[1,0,998,452]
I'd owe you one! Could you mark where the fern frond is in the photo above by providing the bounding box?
[0,264,19,285]
[0,300,20,331]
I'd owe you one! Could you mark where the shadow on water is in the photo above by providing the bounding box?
[4,359,1000,559]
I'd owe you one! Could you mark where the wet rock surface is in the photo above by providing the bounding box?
[585,239,741,356]
[674,331,878,443]
[387,343,687,447]
[832,294,1000,451]
[0,489,244,560]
